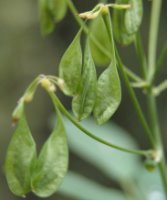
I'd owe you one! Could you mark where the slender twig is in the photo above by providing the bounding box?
[48,91,149,157]
[147,0,167,196]
[156,41,167,76]
[134,32,147,79]
[153,79,167,96]
[147,0,162,83]
[116,50,155,147]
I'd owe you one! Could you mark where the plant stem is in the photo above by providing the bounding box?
[147,0,167,195]
[135,32,147,79]
[48,91,149,157]
[116,50,155,147]
[159,160,167,195]
[153,79,167,96]
[156,41,167,77]
[147,92,167,195]
[147,0,162,83]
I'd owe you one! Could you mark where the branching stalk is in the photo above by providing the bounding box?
[48,91,150,157]
[147,0,167,195]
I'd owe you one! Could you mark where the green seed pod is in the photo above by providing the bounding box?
[112,0,135,45]
[59,30,82,96]
[31,108,68,197]
[5,112,36,197]
[124,0,143,35]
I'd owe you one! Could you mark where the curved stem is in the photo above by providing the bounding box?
[49,91,149,157]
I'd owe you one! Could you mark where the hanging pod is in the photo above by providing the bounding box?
[89,14,112,66]
[59,30,82,96]
[5,78,69,198]
[112,0,134,45]
[93,61,121,125]
[39,0,68,36]
[5,106,36,197]
[72,41,97,121]
[31,108,68,197]
[124,0,143,35]
[112,0,143,45]
[48,0,67,23]
[39,0,55,36]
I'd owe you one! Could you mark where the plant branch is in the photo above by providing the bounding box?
[48,91,149,157]
[147,0,162,83]
[146,0,167,195]
[156,41,167,76]
[135,32,147,79]
[116,50,155,147]
[153,79,167,96]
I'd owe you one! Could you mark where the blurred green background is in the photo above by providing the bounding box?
[0,0,167,199]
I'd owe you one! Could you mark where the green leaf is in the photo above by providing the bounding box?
[89,15,112,66]
[59,171,126,200]
[112,0,135,45]
[48,0,67,22]
[31,108,68,198]
[124,0,143,35]
[94,62,121,125]
[39,0,67,36]
[5,111,36,197]
[72,42,97,120]
[59,30,82,96]
[39,0,55,36]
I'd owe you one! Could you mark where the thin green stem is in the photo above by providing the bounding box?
[125,67,143,83]
[159,160,167,195]
[49,91,149,157]
[146,91,167,195]
[153,79,167,96]
[146,93,161,146]
[147,0,162,83]
[156,41,167,76]
[66,0,111,58]
[135,32,147,79]
[66,0,141,83]
[116,50,155,147]
[146,0,167,196]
